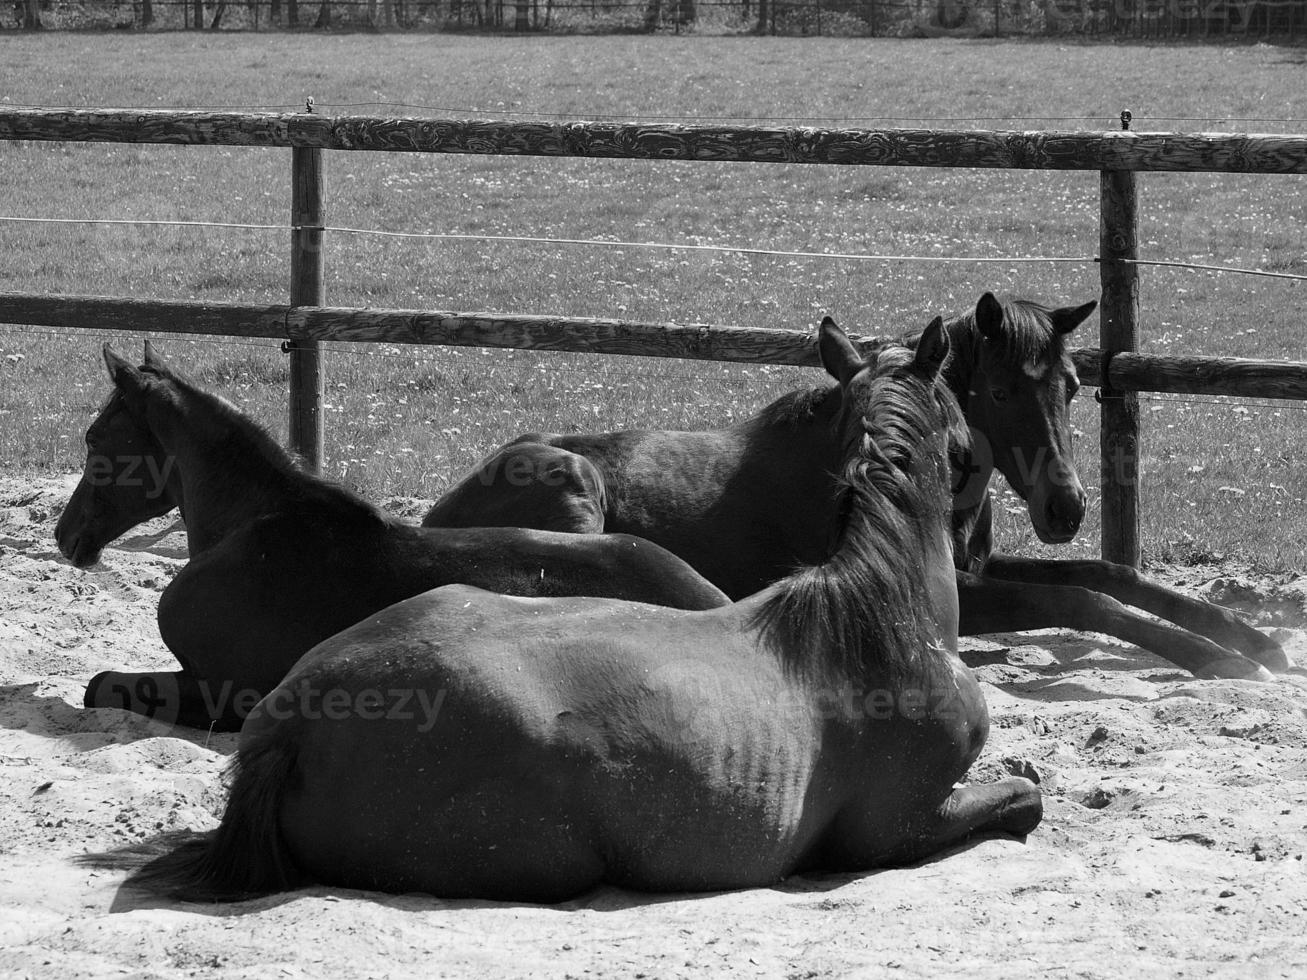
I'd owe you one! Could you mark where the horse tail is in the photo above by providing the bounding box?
[78,733,303,902]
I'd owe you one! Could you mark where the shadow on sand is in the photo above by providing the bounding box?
[97,832,1021,917]
[0,682,236,756]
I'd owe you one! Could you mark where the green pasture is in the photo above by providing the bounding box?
[1,34,1305,568]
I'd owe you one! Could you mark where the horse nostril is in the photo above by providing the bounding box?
[1047,494,1084,535]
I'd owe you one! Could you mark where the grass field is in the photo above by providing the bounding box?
[1,33,1305,568]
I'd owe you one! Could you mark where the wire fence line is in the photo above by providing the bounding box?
[1124,258,1307,283]
[3,213,1305,282]
[6,0,1307,37]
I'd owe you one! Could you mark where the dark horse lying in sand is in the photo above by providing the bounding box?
[425,293,1284,680]
[55,345,728,731]
[88,318,1042,901]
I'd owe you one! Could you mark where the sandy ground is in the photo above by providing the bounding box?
[1,474,1305,979]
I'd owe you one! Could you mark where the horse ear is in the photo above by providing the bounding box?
[817,316,865,386]
[1051,299,1097,335]
[102,344,149,398]
[103,344,135,383]
[975,292,1004,343]
[143,339,164,369]
[913,317,950,379]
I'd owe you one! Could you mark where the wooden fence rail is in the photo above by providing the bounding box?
[2,107,1305,564]
[0,294,883,366]
[4,292,1307,398]
[5,109,1307,173]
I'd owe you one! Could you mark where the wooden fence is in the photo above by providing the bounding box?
[1,107,1306,566]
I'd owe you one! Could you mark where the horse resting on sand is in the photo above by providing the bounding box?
[55,344,728,732]
[426,292,1286,682]
[86,318,1043,902]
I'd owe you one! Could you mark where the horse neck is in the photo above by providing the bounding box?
[952,493,994,574]
[734,387,846,557]
[748,432,958,693]
[145,389,307,554]
[938,318,998,533]
[939,315,980,417]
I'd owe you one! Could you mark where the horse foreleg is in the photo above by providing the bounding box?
[980,554,1288,672]
[957,572,1275,681]
[884,778,1043,866]
[83,670,245,731]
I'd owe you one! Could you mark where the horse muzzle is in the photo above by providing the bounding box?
[1030,485,1087,544]
[54,521,103,569]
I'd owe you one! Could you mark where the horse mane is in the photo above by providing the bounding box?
[750,349,961,689]
[144,363,387,527]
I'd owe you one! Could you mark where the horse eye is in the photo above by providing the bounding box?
[989,387,1008,403]
[1066,379,1081,401]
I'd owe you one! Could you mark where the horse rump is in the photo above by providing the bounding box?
[76,734,303,902]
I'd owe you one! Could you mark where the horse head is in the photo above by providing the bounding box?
[944,292,1096,545]
[55,343,183,568]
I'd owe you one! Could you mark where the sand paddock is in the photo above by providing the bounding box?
[1,476,1304,979]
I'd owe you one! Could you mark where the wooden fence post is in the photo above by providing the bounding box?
[289,143,325,472]
[1099,121,1140,566]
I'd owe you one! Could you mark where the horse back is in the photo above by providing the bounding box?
[550,428,822,598]
[423,427,742,532]
[423,409,841,599]
[391,523,729,610]
[423,437,608,533]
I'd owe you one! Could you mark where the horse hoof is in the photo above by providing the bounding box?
[1198,658,1276,683]
[999,778,1043,837]
[1247,636,1291,673]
